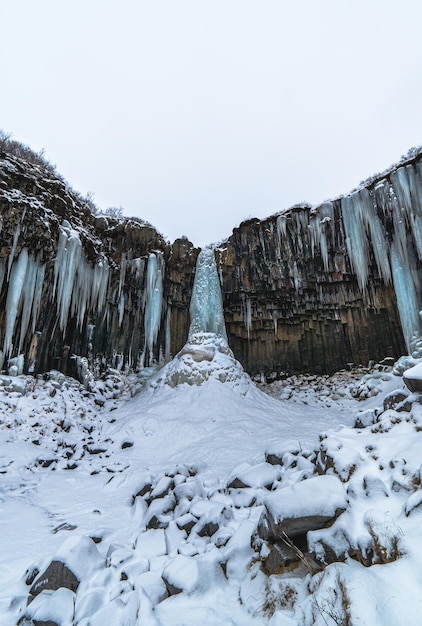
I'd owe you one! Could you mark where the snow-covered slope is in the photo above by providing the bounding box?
[3,344,422,625]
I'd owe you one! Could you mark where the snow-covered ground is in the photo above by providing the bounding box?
[1,341,422,625]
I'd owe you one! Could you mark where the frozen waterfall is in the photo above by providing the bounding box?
[146,248,250,389]
[188,248,227,340]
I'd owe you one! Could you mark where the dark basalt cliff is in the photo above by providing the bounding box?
[1,147,421,379]
[217,212,403,376]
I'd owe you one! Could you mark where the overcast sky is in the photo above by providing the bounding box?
[1,1,422,246]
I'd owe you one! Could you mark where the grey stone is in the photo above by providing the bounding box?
[29,560,79,599]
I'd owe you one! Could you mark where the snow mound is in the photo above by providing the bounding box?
[147,332,253,391]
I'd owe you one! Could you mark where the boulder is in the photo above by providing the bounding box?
[19,587,75,626]
[403,362,422,392]
[383,389,410,411]
[227,463,281,490]
[257,475,347,541]
[28,535,104,603]
[29,560,79,599]
[265,440,302,465]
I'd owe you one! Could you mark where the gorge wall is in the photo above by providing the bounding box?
[1,147,421,380]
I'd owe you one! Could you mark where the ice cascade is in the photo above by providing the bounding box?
[188,248,227,340]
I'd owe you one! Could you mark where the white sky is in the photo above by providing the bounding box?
[1,1,422,246]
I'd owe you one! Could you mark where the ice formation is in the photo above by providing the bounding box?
[242,295,252,338]
[189,248,227,341]
[148,247,251,389]
[2,152,422,377]
[144,252,164,360]
[53,221,109,332]
[276,161,422,351]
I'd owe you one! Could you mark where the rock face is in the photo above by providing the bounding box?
[0,152,198,379]
[1,146,422,378]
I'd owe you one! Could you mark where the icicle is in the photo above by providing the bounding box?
[242,296,252,339]
[18,256,38,353]
[273,311,278,335]
[189,248,227,340]
[3,248,28,356]
[293,261,300,291]
[144,252,164,359]
[7,207,26,280]
[31,263,45,333]
[165,305,172,362]
[7,224,21,280]
[53,222,83,332]
[53,221,109,333]
[354,188,391,285]
[309,202,334,271]
[119,252,127,298]
[405,164,422,258]
[390,240,420,351]
[8,354,24,376]
[391,165,422,260]
[276,214,288,244]
[341,193,369,291]
[0,259,5,295]
[118,294,125,327]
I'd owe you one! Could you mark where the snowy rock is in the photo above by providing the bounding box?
[74,590,105,623]
[29,536,104,601]
[363,474,389,498]
[18,587,75,626]
[403,489,422,516]
[135,570,168,605]
[222,508,263,579]
[307,526,351,565]
[173,477,205,502]
[77,591,141,626]
[29,560,80,599]
[265,439,302,465]
[403,362,422,392]
[134,529,167,559]
[5,376,27,394]
[227,462,281,489]
[161,554,200,595]
[317,438,362,481]
[145,494,176,529]
[383,389,410,411]
[227,487,261,508]
[354,408,378,428]
[258,475,347,541]
[175,513,198,533]
[261,541,302,575]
